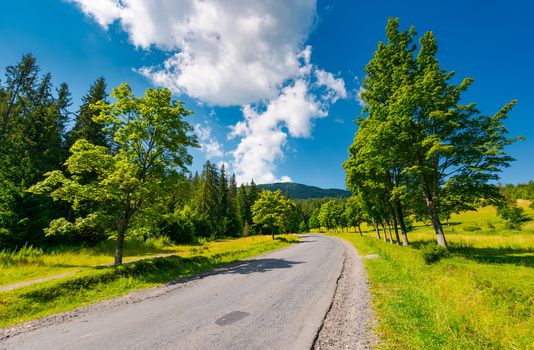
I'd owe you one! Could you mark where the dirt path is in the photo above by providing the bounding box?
[0,253,177,292]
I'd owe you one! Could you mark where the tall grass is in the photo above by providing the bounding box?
[0,245,44,267]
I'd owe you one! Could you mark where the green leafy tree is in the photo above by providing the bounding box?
[252,190,293,239]
[31,83,198,264]
[346,18,521,247]
[496,200,526,230]
[308,207,321,230]
[344,196,365,236]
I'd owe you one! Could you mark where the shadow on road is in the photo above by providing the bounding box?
[217,258,304,275]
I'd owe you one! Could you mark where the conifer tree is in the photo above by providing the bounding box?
[226,173,240,236]
[67,77,108,148]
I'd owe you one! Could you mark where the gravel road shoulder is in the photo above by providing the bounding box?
[314,237,378,350]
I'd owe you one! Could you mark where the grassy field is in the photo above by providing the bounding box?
[0,234,298,328]
[328,201,533,349]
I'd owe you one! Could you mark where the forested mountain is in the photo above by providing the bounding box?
[258,182,350,199]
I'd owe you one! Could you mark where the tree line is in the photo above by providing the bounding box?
[0,54,307,264]
[342,18,522,247]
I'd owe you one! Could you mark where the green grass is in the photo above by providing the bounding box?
[328,201,534,349]
[0,238,194,286]
[0,234,298,328]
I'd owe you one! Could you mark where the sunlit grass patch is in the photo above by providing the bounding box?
[329,204,533,349]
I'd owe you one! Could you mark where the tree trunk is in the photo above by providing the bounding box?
[380,222,388,242]
[420,175,447,247]
[394,200,409,246]
[357,224,363,237]
[386,220,394,244]
[428,202,447,247]
[391,214,401,245]
[373,220,381,239]
[114,218,127,265]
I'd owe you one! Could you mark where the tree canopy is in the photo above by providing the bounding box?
[31,83,199,264]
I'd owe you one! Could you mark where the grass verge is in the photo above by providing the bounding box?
[332,231,533,349]
[0,234,298,328]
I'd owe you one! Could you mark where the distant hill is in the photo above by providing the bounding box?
[258,182,350,200]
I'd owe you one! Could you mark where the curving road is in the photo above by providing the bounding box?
[1,235,346,350]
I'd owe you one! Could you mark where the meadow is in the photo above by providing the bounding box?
[330,200,534,349]
[0,235,298,328]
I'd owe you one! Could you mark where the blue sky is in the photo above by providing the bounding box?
[1,0,532,189]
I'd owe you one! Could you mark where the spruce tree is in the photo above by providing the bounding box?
[227,173,239,236]
[67,77,108,148]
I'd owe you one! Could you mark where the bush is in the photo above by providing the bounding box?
[420,243,448,264]
[145,235,173,249]
[529,201,534,210]
[403,218,413,232]
[497,203,526,231]
[463,225,482,232]
[160,206,196,243]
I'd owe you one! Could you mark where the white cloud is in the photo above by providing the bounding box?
[194,123,224,159]
[70,0,317,106]
[229,49,347,184]
[68,0,122,27]
[315,69,347,103]
[356,85,367,108]
[69,0,348,184]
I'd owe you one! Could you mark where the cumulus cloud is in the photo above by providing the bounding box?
[229,48,346,184]
[194,123,224,159]
[69,0,316,106]
[315,69,347,103]
[70,0,347,183]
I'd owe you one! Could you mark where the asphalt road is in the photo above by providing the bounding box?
[1,235,345,350]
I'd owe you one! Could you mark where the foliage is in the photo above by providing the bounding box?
[344,18,521,247]
[0,54,71,249]
[252,190,296,238]
[462,224,482,232]
[66,76,108,148]
[30,83,198,264]
[318,199,345,231]
[499,181,534,200]
[497,201,526,230]
[420,243,448,264]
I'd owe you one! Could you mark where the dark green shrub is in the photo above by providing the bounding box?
[420,243,448,264]
[497,202,526,230]
[403,218,413,232]
[463,225,482,232]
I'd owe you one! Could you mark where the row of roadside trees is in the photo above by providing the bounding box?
[342,18,521,247]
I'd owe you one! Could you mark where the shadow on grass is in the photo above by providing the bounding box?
[448,245,534,267]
